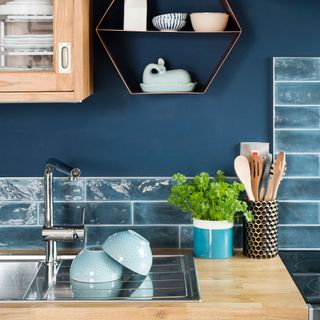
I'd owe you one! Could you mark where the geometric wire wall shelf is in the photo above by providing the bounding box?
[96,0,242,94]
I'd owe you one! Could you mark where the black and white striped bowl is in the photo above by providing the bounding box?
[153,13,187,21]
[152,18,186,31]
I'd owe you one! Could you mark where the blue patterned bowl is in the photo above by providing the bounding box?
[70,245,123,283]
[153,13,187,20]
[102,230,153,276]
[152,17,186,31]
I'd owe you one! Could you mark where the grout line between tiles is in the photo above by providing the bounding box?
[131,202,134,225]
[275,105,320,108]
[275,104,320,107]
[74,224,320,228]
[285,152,320,155]
[279,248,320,251]
[275,80,320,83]
[275,128,320,131]
[278,200,320,203]
[36,202,40,225]
[273,58,276,158]
[84,177,87,202]
[283,176,320,179]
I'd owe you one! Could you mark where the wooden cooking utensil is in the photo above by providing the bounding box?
[270,152,286,200]
[247,154,263,201]
[259,153,272,201]
[234,156,255,201]
[265,152,286,201]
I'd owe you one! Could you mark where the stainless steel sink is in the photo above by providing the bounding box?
[0,254,200,302]
[0,261,41,300]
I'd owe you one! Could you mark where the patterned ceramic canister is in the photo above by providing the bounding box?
[243,201,279,259]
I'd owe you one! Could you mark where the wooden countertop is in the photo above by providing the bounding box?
[0,252,307,320]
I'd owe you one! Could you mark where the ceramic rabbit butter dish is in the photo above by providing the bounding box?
[140,58,197,93]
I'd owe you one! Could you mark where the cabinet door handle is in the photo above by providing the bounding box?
[58,42,71,74]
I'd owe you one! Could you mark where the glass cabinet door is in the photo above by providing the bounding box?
[0,0,53,71]
[0,0,74,92]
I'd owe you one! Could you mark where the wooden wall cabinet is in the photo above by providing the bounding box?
[0,0,92,103]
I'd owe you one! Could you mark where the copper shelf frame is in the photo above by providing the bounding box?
[96,0,242,95]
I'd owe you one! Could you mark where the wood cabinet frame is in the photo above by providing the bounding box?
[0,0,92,103]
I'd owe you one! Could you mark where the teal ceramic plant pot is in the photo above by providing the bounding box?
[193,219,233,259]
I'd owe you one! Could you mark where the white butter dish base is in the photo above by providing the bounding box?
[140,82,197,93]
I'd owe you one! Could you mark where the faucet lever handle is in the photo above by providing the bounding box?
[81,207,86,226]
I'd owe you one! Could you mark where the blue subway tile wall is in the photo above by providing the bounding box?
[275,107,320,129]
[0,203,37,225]
[86,178,172,201]
[0,179,43,201]
[0,177,191,250]
[274,57,320,249]
[0,176,251,250]
[1,57,320,251]
[133,202,192,225]
[274,58,320,81]
[285,154,320,177]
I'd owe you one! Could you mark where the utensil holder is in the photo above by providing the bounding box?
[243,200,279,259]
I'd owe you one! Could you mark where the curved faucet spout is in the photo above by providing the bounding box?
[45,158,81,180]
[43,158,83,264]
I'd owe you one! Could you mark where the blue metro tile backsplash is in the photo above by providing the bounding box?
[274,57,320,81]
[86,178,172,201]
[133,202,192,225]
[0,179,42,201]
[285,154,320,177]
[0,203,37,225]
[274,57,320,249]
[278,202,320,225]
[0,177,187,250]
[275,82,320,105]
[1,57,320,251]
[275,107,320,129]
[275,130,320,153]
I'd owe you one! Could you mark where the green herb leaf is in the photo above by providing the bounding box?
[168,170,252,222]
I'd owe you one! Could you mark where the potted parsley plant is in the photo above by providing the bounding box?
[168,170,252,259]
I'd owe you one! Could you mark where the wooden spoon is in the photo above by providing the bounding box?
[234,156,255,201]
[247,154,263,201]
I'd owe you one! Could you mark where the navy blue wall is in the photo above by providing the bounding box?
[0,0,320,177]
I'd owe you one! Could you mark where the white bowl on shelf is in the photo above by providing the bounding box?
[152,17,186,32]
[190,12,229,32]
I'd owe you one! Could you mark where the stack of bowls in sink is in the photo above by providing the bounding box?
[70,230,153,299]
[152,13,187,32]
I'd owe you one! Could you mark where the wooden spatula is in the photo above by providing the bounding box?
[247,154,263,201]
[234,156,255,201]
[265,152,286,201]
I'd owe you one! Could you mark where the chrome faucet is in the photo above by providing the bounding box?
[42,158,85,264]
